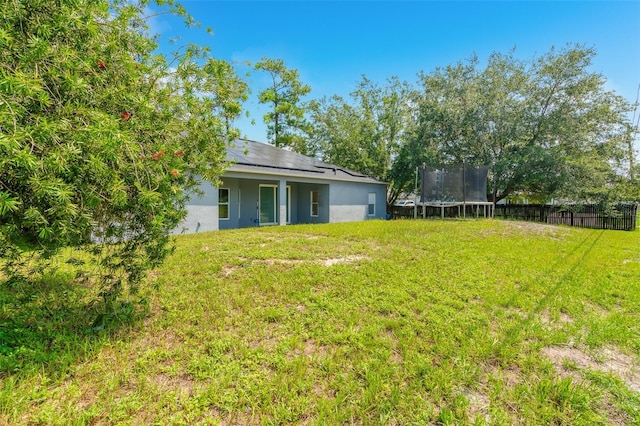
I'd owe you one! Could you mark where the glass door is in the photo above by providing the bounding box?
[259,185,277,225]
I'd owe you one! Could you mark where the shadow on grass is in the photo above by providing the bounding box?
[0,271,147,379]
[496,230,603,357]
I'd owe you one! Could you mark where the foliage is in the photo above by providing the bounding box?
[203,58,249,134]
[0,0,246,310]
[615,171,640,202]
[2,220,639,424]
[308,76,417,203]
[399,45,632,204]
[307,46,634,206]
[618,93,640,202]
[254,57,312,153]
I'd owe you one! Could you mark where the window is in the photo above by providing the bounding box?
[219,188,229,220]
[368,192,376,216]
[238,189,241,219]
[310,190,319,217]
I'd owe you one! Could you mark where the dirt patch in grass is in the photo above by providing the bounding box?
[150,372,200,396]
[584,301,611,318]
[201,408,257,426]
[463,388,491,424]
[220,265,239,277]
[254,336,279,351]
[389,351,403,364]
[598,397,635,426]
[320,255,368,266]
[303,338,329,358]
[486,362,522,389]
[56,376,99,413]
[284,233,327,241]
[312,382,337,400]
[242,255,370,268]
[542,344,640,392]
[484,221,569,239]
[260,233,328,243]
[559,312,574,324]
[264,258,305,267]
[132,329,185,354]
[542,345,635,426]
[147,269,162,282]
[286,338,330,361]
[540,309,574,327]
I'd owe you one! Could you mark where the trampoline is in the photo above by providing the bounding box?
[419,164,493,218]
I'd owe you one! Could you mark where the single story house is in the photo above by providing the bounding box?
[176,139,388,233]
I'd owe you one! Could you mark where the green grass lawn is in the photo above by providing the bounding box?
[1,219,639,425]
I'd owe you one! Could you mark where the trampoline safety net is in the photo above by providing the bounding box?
[420,165,489,203]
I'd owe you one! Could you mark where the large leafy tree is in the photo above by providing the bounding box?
[396,45,632,204]
[308,76,417,203]
[0,0,246,310]
[254,57,311,153]
[619,91,640,202]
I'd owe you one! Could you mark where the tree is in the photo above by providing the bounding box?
[308,76,417,203]
[400,45,633,205]
[254,57,311,153]
[618,85,640,202]
[0,0,247,314]
[203,58,249,133]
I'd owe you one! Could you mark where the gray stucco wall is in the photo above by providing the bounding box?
[328,181,387,223]
[174,179,218,234]
[296,183,330,224]
[179,174,387,233]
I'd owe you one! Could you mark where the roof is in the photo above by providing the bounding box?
[224,139,385,185]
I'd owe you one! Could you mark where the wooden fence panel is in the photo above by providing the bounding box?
[494,204,637,231]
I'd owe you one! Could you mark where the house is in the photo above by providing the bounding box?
[177,139,388,233]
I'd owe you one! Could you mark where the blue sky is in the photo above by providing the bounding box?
[156,1,640,144]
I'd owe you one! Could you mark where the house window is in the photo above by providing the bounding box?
[238,189,241,219]
[310,190,319,217]
[219,188,229,220]
[368,192,376,216]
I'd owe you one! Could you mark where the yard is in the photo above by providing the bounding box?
[1,219,639,424]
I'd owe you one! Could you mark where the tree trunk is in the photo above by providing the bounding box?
[274,113,279,147]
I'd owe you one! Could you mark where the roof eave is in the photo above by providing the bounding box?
[224,164,387,185]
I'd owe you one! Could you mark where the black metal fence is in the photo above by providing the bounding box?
[493,204,637,231]
[390,203,638,231]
